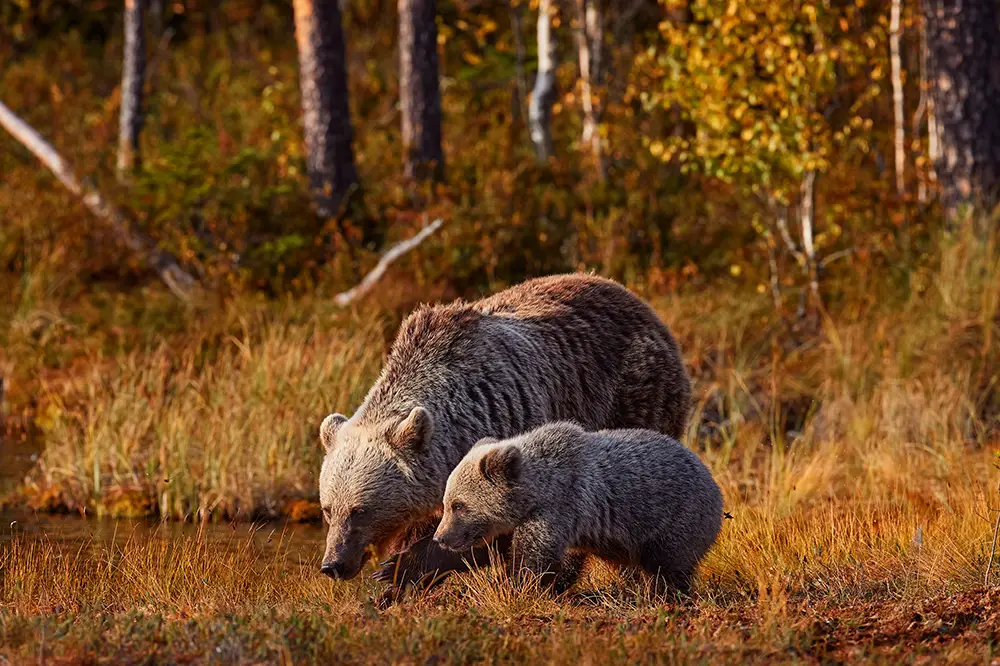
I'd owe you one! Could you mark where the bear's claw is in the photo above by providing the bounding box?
[371,556,402,583]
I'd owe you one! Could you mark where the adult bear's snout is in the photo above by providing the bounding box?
[320,561,347,579]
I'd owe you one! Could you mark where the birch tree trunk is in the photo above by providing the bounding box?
[914,13,932,204]
[923,0,1000,221]
[573,0,606,178]
[890,0,905,198]
[529,0,557,162]
[399,0,444,181]
[117,0,147,180]
[799,171,819,317]
[293,0,360,219]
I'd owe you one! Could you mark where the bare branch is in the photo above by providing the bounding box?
[508,0,529,128]
[0,99,198,300]
[334,218,444,307]
[573,0,606,177]
[613,0,647,41]
[145,28,176,85]
[818,247,856,269]
[774,205,804,264]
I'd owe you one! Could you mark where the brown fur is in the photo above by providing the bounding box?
[436,422,723,595]
[318,274,691,586]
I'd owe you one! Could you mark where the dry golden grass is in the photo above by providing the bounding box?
[2,230,999,663]
[22,305,385,520]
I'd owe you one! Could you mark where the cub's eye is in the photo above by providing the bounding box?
[322,508,332,523]
[348,506,366,520]
[450,500,467,513]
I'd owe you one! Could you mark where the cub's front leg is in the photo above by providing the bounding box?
[510,519,569,591]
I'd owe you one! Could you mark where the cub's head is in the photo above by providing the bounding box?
[433,439,528,552]
[317,406,437,581]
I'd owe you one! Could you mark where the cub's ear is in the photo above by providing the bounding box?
[479,445,522,486]
[473,436,500,448]
[320,413,348,453]
[392,406,433,452]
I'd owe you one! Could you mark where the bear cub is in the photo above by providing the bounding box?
[434,421,723,594]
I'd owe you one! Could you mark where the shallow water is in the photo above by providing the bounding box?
[0,429,327,563]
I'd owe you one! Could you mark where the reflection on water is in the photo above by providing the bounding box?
[0,430,326,564]
[0,511,327,560]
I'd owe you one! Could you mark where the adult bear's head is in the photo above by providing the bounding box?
[316,407,440,581]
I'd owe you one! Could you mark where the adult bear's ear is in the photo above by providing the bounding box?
[320,413,348,453]
[473,436,499,448]
[479,445,522,486]
[392,406,433,452]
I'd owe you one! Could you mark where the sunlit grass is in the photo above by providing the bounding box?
[1,229,998,662]
[23,305,385,521]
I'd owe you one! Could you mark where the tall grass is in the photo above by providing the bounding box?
[1,525,367,618]
[17,231,1000,536]
[3,230,999,660]
[25,307,385,520]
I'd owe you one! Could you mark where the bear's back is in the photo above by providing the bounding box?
[474,273,647,322]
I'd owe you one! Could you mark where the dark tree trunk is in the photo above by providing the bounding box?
[293,0,360,219]
[117,0,147,180]
[923,0,1000,219]
[399,0,444,181]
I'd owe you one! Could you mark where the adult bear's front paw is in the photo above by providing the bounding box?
[371,542,441,587]
[371,553,408,584]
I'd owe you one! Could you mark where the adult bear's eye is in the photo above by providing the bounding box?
[451,500,467,514]
[322,507,332,523]
[348,506,366,520]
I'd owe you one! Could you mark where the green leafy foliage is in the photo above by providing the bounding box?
[641,0,887,203]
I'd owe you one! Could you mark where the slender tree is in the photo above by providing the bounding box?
[573,0,606,178]
[398,0,444,181]
[149,0,164,37]
[292,0,360,218]
[923,0,1000,220]
[529,0,557,162]
[889,0,905,198]
[117,0,147,180]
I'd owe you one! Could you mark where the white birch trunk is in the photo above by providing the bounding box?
[529,0,557,162]
[117,0,147,180]
[890,0,906,198]
[573,0,606,177]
